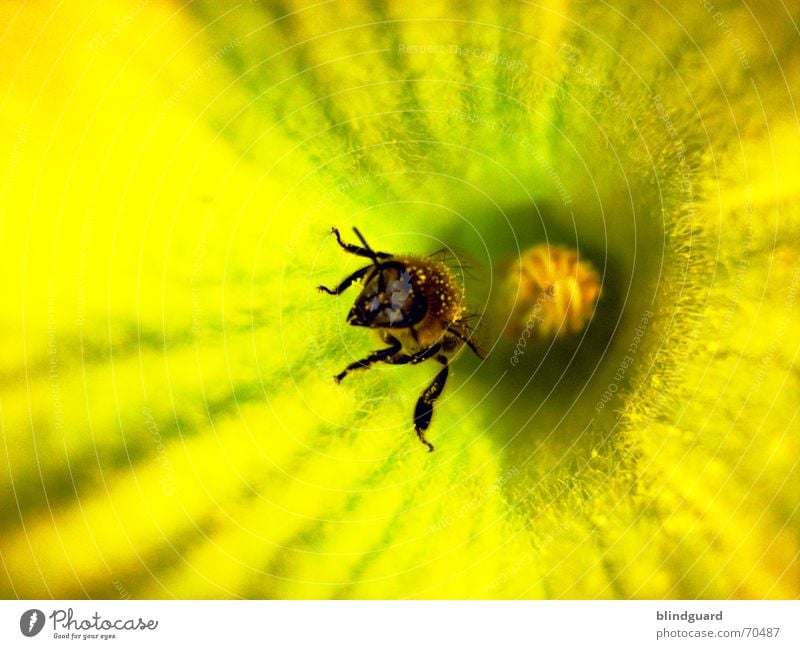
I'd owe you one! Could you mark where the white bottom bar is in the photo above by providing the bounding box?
[2,600,798,648]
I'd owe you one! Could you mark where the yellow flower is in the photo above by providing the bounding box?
[1,0,797,598]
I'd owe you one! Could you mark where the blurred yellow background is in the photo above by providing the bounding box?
[1,0,798,598]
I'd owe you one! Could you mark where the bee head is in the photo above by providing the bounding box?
[348,262,427,328]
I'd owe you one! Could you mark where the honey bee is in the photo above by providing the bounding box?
[318,227,482,452]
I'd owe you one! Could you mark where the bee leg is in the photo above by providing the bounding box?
[317,265,371,295]
[447,326,483,359]
[334,335,401,383]
[387,342,442,366]
[413,355,449,453]
[329,227,391,260]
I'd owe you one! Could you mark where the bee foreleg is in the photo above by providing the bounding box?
[329,226,391,260]
[334,335,402,383]
[413,355,449,453]
[317,265,372,295]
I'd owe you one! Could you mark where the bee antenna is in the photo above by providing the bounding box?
[353,227,380,266]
